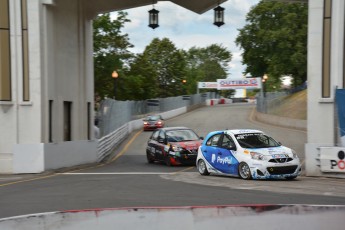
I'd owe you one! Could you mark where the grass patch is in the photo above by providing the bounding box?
[269,90,307,120]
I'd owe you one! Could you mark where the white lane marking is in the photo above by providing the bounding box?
[59,172,175,175]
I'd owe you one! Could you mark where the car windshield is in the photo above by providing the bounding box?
[234,133,280,148]
[146,115,160,121]
[166,129,199,142]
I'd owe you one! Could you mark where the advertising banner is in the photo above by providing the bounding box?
[336,89,345,147]
[320,147,345,173]
[217,78,262,90]
[198,82,218,89]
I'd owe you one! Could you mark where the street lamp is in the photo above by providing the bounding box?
[112,70,119,99]
[262,74,268,97]
[182,79,187,94]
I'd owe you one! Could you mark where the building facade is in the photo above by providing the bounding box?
[305,0,345,177]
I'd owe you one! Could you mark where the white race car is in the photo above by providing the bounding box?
[196,129,302,180]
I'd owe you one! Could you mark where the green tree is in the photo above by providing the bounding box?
[142,38,187,97]
[185,44,232,94]
[93,12,134,100]
[123,54,158,100]
[235,1,308,88]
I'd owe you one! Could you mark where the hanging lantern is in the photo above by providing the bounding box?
[213,5,225,27]
[148,8,159,29]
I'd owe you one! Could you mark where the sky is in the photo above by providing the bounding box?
[118,0,260,79]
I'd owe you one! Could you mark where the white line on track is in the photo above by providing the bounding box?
[59,172,175,175]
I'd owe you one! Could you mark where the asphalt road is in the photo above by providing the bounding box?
[1,104,345,219]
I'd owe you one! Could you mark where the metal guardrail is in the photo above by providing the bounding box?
[97,123,129,162]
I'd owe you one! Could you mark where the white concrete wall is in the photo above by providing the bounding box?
[0,0,41,173]
[0,0,96,174]
[255,111,307,131]
[159,107,187,120]
[305,0,345,177]
[13,141,98,174]
[0,205,344,230]
[43,0,93,142]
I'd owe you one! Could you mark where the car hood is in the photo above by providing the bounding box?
[172,140,202,150]
[248,146,293,156]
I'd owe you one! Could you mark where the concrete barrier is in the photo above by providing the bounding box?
[0,205,344,230]
[254,111,307,131]
[206,99,219,106]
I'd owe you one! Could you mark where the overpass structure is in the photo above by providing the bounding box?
[0,0,344,179]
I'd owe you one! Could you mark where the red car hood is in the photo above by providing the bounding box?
[173,140,202,150]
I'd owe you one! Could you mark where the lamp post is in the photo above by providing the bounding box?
[262,74,268,97]
[112,70,118,99]
[182,79,187,94]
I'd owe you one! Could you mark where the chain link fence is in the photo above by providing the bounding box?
[256,92,289,114]
[256,83,307,114]
[96,93,215,138]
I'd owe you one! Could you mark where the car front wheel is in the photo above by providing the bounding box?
[165,156,172,166]
[238,162,252,180]
[146,151,154,163]
[197,159,210,176]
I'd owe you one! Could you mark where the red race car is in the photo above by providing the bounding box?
[143,115,165,131]
[146,127,203,166]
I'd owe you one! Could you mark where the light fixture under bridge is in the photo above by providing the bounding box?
[148,7,159,29]
[214,5,225,27]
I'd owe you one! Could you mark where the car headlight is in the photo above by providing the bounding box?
[171,145,183,152]
[292,149,299,159]
[250,151,266,160]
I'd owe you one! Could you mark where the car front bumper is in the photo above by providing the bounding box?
[168,151,197,165]
[249,160,302,179]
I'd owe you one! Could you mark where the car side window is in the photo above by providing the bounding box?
[220,134,236,149]
[158,130,165,141]
[206,134,221,146]
[151,130,159,140]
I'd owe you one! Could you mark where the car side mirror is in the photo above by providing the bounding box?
[199,137,204,140]
[158,138,166,144]
[229,146,237,151]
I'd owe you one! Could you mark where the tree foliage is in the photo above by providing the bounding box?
[141,38,188,98]
[93,12,133,99]
[235,1,308,89]
[124,54,158,100]
[185,44,232,94]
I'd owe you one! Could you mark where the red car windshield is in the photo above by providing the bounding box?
[146,116,161,121]
[166,129,199,142]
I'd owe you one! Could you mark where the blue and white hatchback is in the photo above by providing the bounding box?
[196,129,301,180]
